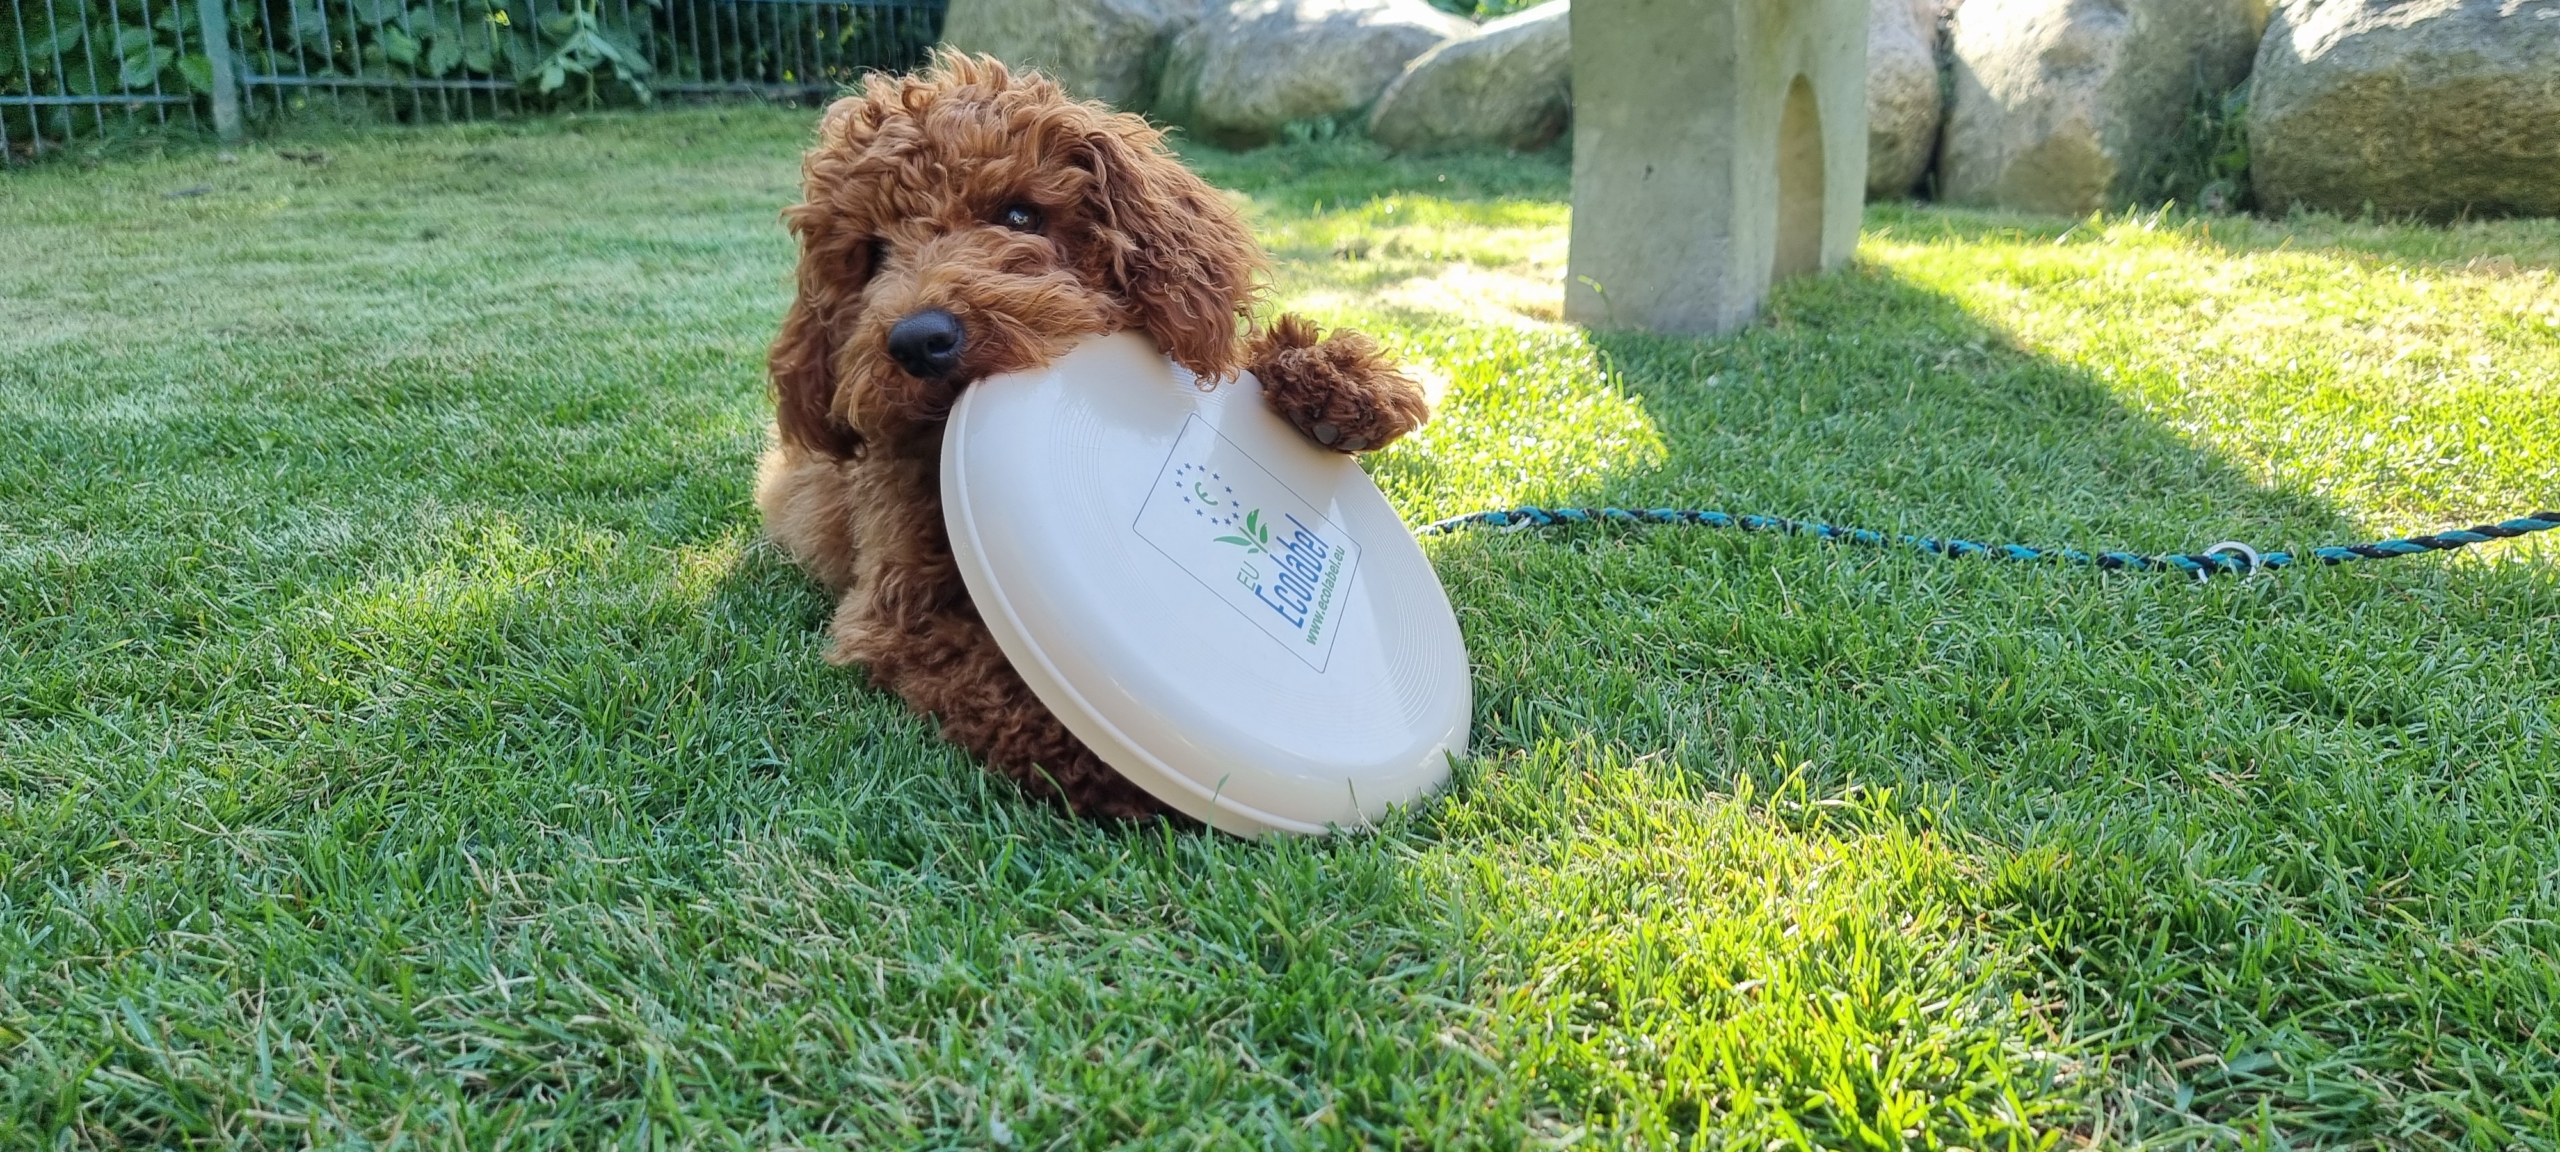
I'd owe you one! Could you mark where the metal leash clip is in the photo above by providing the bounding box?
[2199,541,2262,581]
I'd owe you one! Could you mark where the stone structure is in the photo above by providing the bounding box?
[1564,0,1869,336]
[1370,1,1574,154]
[1939,0,2268,215]
[2249,0,2560,220]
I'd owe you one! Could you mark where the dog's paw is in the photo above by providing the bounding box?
[1247,314,1431,454]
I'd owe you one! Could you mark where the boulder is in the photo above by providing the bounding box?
[939,0,1203,111]
[1940,0,2270,214]
[1370,1,1573,153]
[1873,0,1945,195]
[1866,0,1945,198]
[1158,0,1474,148]
[2249,0,2560,220]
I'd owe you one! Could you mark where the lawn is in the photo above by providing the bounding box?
[3,107,2557,1149]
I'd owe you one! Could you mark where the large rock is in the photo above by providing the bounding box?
[1866,0,1945,198]
[939,0,1202,111]
[2249,0,2560,220]
[1940,0,2270,214]
[1370,1,1573,153]
[1158,0,1473,148]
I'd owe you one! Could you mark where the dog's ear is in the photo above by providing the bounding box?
[1072,121,1265,382]
[769,288,857,456]
[767,94,887,458]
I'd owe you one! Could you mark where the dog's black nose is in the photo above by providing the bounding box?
[886,309,966,379]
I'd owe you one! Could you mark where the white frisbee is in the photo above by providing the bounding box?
[942,331,1471,836]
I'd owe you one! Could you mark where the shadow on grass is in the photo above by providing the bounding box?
[1400,254,2559,1145]
[1583,263,2349,548]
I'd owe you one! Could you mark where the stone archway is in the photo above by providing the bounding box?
[1772,74,1826,283]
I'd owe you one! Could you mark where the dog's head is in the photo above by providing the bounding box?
[770,52,1266,457]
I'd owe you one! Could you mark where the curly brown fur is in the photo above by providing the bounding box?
[755,52,1431,818]
[1248,315,1433,452]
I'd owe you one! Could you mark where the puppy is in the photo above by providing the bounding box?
[755,53,1432,817]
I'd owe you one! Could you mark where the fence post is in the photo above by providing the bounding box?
[195,0,244,143]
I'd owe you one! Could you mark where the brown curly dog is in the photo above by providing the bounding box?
[754,53,1432,818]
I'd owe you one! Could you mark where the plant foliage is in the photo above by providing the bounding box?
[1,0,936,155]
[0,0,220,113]
[2144,83,2254,213]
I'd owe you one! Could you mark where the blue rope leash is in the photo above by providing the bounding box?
[1415,507,2560,579]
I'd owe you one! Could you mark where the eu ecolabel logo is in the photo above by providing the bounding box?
[1133,416,1361,671]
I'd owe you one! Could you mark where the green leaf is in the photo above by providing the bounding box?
[115,26,156,54]
[600,32,644,70]
[177,53,213,93]
[119,46,174,88]
[538,60,564,91]
[426,36,460,75]
[555,29,603,65]
[458,21,495,72]
[538,12,576,37]
[379,26,419,65]
[46,23,88,54]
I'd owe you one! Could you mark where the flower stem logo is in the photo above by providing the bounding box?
[1174,462,1268,551]
[1215,508,1274,554]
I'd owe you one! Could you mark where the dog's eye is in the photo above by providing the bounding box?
[997,204,1042,233]
[864,238,889,271]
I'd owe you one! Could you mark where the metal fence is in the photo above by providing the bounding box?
[3,0,943,163]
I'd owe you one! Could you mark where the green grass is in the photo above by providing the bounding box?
[3,108,2557,1149]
